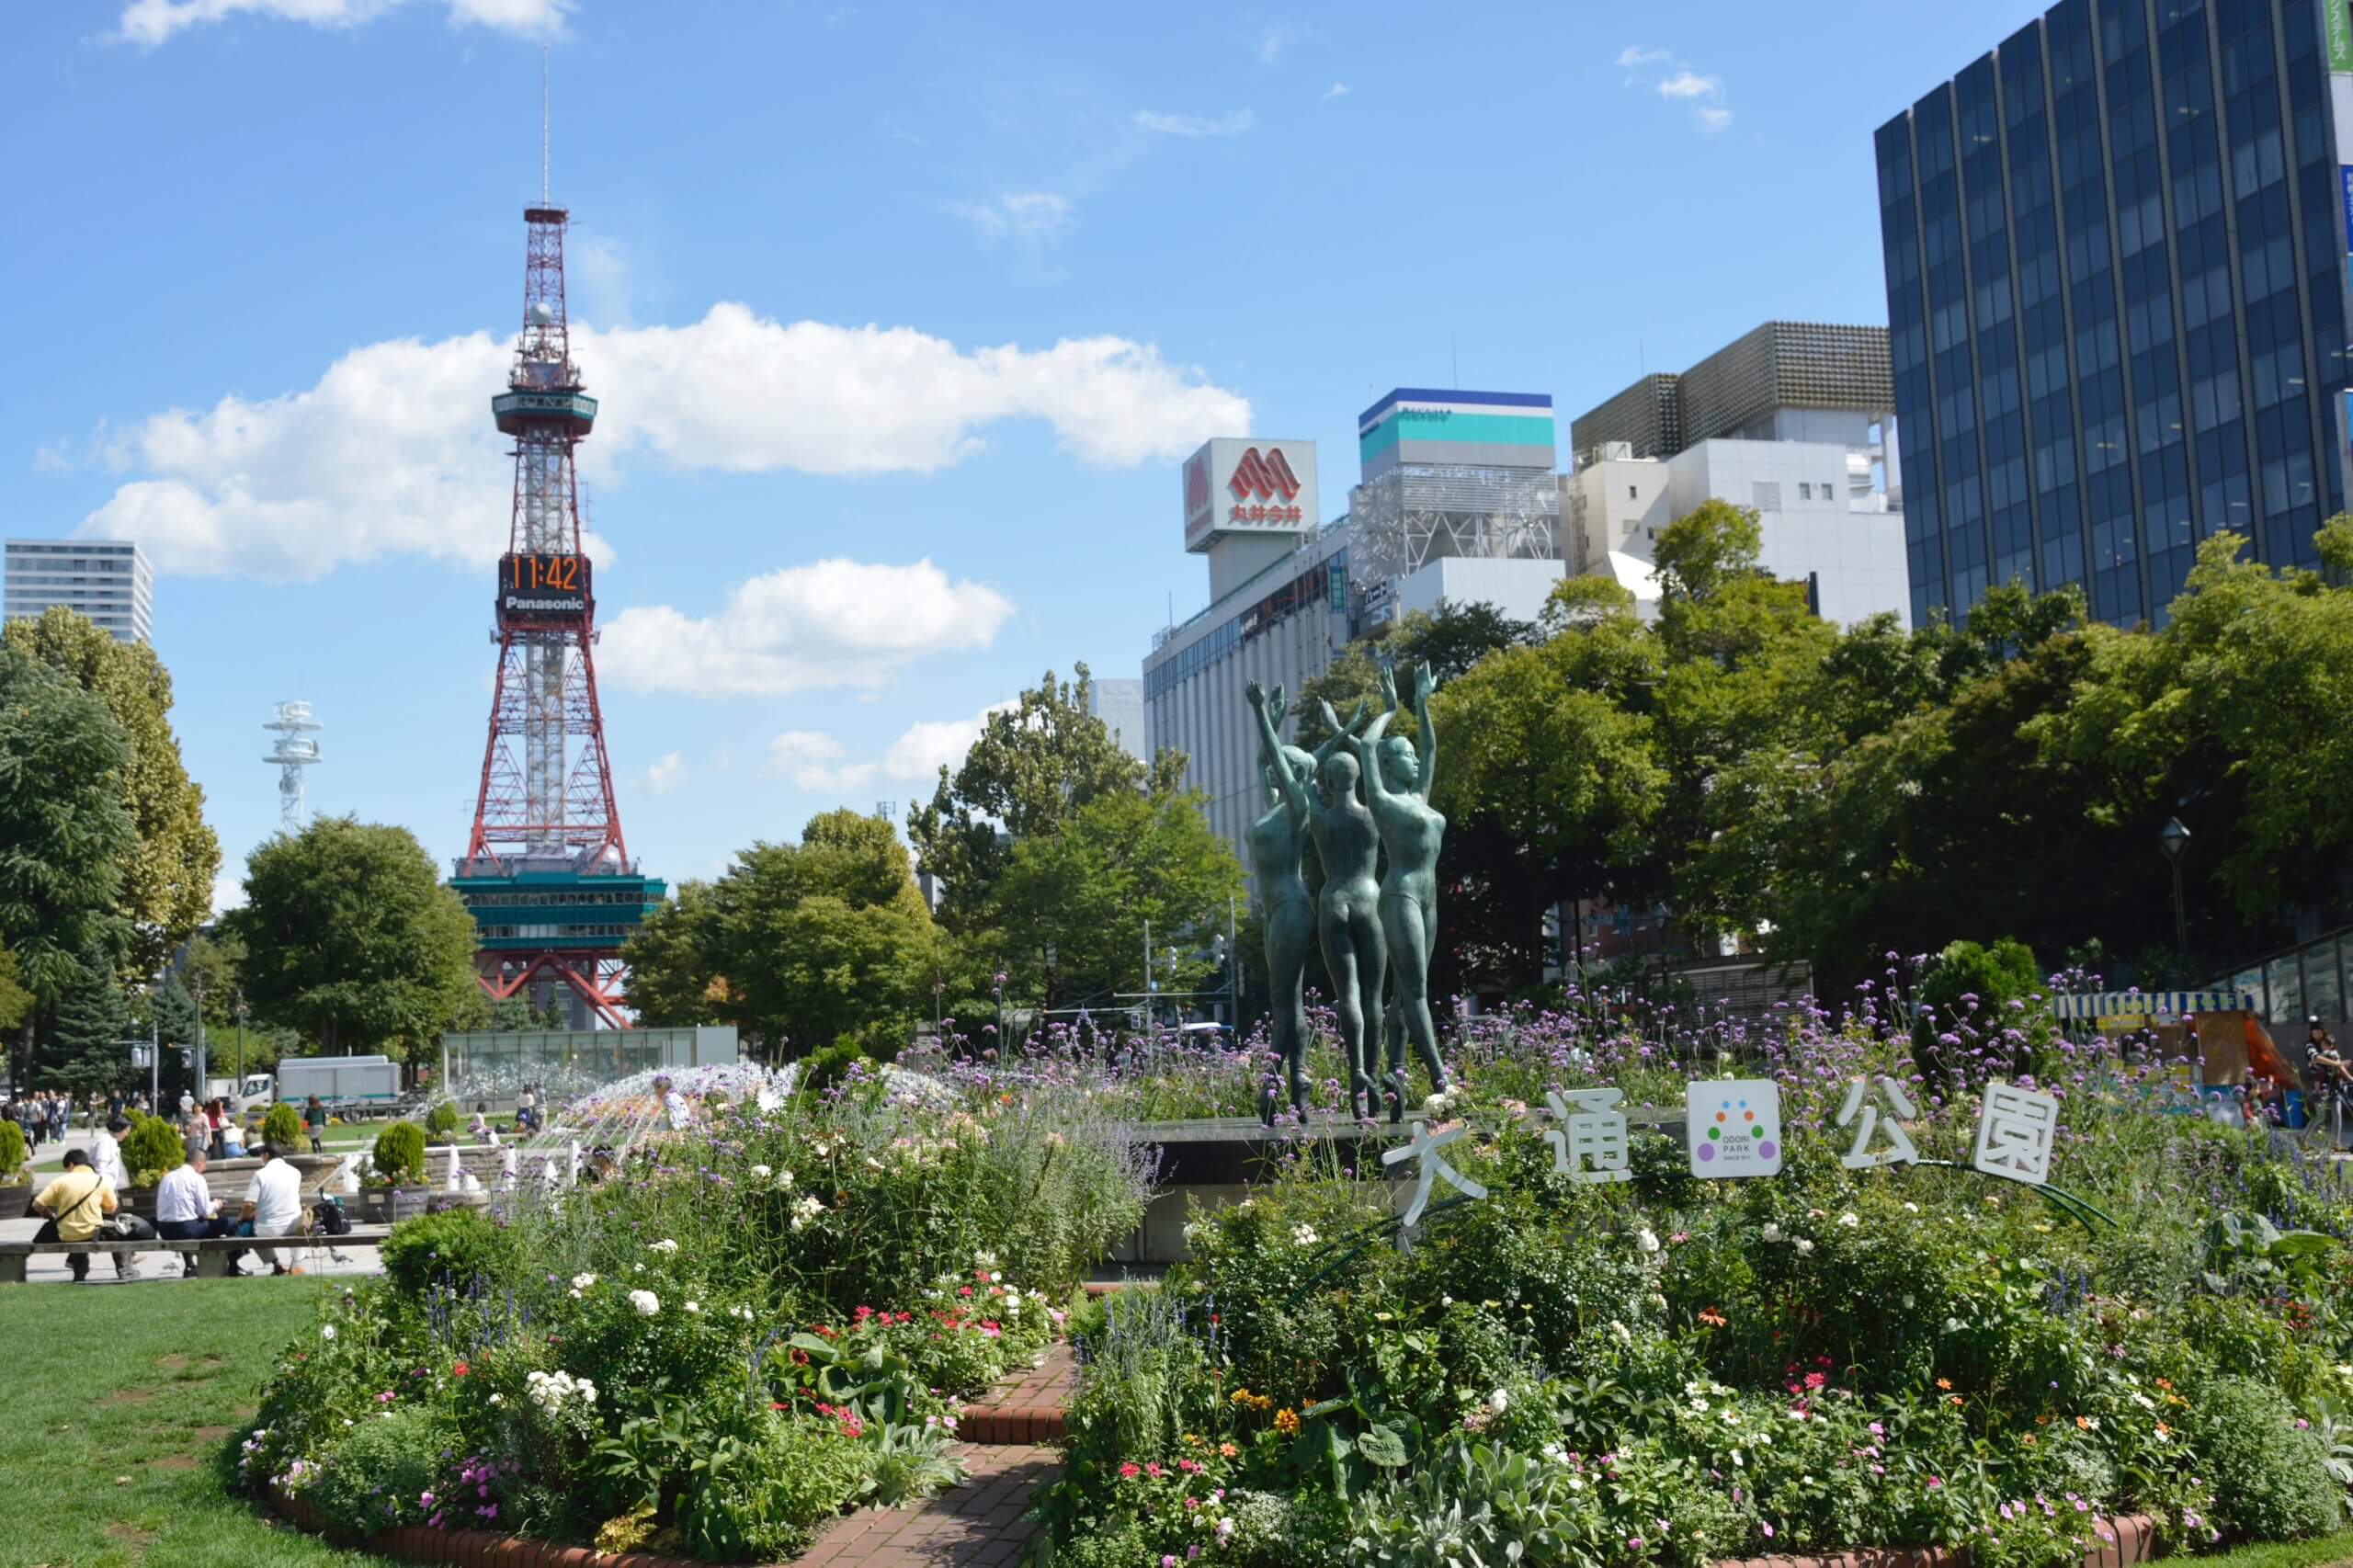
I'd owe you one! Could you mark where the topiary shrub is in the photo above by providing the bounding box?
[261,1101,303,1150]
[797,1041,869,1097]
[2191,1376,2344,1540]
[379,1206,516,1299]
[424,1099,459,1139]
[122,1111,185,1185]
[0,1119,26,1184]
[370,1120,427,1186]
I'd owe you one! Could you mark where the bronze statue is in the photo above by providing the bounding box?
[1242,682,1383,1111]
[1350,661,1448,1120]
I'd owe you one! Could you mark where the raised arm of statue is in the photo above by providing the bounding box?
[1312,699,1370,767]
[1378,664,1399,717]
[1412,661,1437,796]
[1353,710,1396,805]
[1248,680,1311,817]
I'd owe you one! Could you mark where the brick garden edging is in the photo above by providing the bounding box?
[1714,1512,2164,1568]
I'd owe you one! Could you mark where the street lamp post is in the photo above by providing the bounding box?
[2158,816,2192,960]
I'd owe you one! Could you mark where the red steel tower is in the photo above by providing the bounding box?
[451,191,662,1029]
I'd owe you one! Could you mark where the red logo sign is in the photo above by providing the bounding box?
[1184,451,1211,521]
[1228,446,1302,504]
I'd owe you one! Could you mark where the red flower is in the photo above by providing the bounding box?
[1803,1372,1825,1390]
[452,1362,471,1378]
[1119,1462,1141,1479]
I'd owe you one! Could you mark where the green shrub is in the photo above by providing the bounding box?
[371,1120,427,1186]
[796,1041,868,1096]
[300,1403,456,1538]
[0,1119,26,1182]
[262,1101,304,1149]
[425,1100,460,1139]
[380,1207,516,1300]
[121,1111,185,1183]
[2191,1376,2342,1540]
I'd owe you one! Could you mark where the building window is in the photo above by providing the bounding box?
[1799,483,1813,500]
[1627,484,1638,500]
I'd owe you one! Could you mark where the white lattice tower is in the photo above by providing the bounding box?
[262,699,323,835]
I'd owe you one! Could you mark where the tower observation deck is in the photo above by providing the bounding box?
[453,192,662,1029]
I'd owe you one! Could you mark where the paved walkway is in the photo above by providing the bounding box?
[0,1214,383,1283]
[798,1443,1058,1567]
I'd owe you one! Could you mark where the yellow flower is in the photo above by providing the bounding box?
[1274,1407,1301,1437]
[1229,1388,1254,1407]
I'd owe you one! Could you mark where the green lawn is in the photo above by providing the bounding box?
[2187,1532,2353,1568]
[0,1278,369,1568]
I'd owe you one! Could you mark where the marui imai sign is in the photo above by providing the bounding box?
[1181,437,1320,552]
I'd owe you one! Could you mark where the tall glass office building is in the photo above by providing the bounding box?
[1876,0,2350,629]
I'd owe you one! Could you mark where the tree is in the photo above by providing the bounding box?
[0,646,136,1088]
[908,665,1183,934]
[150,972,199,1052]
[176,928,247,1034]
[485,994,567,1031]
[623,810,941,1058]
[995,784,1246,1011]
[3,607,219,970]
[0,942,30,1041]
[225,816,483,1059]
[46,942,128,1093]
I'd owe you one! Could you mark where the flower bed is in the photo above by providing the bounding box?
[1029,998,2353,1568]
[239,1074,1148,1562]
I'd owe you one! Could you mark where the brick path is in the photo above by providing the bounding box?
[955,1342,1074,1443]
[795,1442,1058,1566]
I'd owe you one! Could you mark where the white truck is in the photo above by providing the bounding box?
[274,1055,404,1119]
[205,1073,276,1110]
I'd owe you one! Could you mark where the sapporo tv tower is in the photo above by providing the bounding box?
[450,91,664,1030]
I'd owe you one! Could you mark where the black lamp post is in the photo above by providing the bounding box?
[2158,816,2192,960]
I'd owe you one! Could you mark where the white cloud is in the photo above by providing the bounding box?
[600,559,1015,699]
[642,751,688,795]
[1616,46,1731,133]
[880,701,1018,782]
[210,872,246,919]
[1323,82,1348,100]
[118,0,566,46]
[761,730,880,791]
[949,191,1074,244]
[1133,109,1256,138]
[73,306,1248,579]
[1255,24,1292,63]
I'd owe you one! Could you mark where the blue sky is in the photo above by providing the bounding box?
[3,0,2031,910]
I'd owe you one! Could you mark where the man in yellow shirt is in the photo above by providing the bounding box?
[32,1149,122,1283]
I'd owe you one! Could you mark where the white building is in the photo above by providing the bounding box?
[1564,323,1907,627]
[3,539,153,642]
[1563,436,1909,626]
[1086,677,1147,766]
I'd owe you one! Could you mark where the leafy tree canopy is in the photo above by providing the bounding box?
[223,816,483,1060]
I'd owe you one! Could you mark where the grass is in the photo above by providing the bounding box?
[2184,1532,2353,1568]
[0,1278,369,1568]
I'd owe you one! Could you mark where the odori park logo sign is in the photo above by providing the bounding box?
[1315,1076,2107,1285]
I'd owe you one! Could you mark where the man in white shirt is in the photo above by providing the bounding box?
[240,1143,308,1277]
[89,1115,140,1279]
[155,1148,242,1278]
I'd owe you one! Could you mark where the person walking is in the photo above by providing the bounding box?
[302,1095,326,1155]
[29,1150,120,1283]
[239,1143,307,1277]
[155,1149,242,1277]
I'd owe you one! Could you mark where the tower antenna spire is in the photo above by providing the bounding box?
[540,44,551,204]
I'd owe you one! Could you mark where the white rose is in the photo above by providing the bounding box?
[649,1238,678,1255]
[320,1325,336,1341]
[1762,1223,1783,1243]
[1488,1388,1509,1413]
[1794,1238,1814,1256]
[1636,1229,1661,1254]
[750,1165,772,1180]
[683,1301,700,1315]
[629,1290,660,1316]
[1836,1212,1859,1228]
[1291,1224,1320,1247]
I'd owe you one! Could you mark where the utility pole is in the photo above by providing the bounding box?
[1227,894,1239,1030]
[192,971,207,1096]
[149,1000,159,1108]
[1142,917,1153,1028]
[234,988,246,1081]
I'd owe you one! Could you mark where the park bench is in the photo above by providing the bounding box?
[0,1225,392,1283]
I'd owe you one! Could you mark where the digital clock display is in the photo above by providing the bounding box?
[497,552,591,622]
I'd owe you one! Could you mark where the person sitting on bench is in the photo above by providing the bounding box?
[239,1143,308,1277]
[155,1149,244,1278]
[29,1149,129,1283]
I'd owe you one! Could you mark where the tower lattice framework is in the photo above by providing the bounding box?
[461,199,634,1027]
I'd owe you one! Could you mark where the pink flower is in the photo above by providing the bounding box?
[1926,1477,1943,1490]
[1119,1462,1141,1479]
[1763,1524,1775,1539]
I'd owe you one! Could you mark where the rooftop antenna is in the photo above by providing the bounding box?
[540,44,551,203]
[262,700,323,836]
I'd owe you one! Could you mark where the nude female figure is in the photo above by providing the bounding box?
[1245,682,1371,1119]
[1287,697,1386,1120]
[1348,661,1448,1120]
